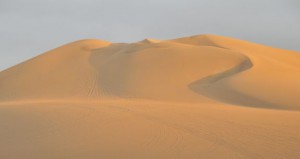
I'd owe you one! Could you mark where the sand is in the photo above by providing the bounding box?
[0,34,299,158]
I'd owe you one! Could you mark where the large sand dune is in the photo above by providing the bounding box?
[0,34,299,158]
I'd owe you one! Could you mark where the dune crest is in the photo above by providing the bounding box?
[0,35,300,159]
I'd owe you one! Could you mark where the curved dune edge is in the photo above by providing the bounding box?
[187,48,300,110]
[188,52,258,108]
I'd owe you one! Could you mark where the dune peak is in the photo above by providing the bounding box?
[138,38,161,44]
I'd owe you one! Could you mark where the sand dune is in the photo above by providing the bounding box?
[0,34,299,158]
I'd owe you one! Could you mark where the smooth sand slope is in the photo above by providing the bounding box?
[0,34,299,159]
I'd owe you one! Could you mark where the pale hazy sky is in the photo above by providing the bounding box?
[0,0,299,71]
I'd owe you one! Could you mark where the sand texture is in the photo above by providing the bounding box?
[0,35,299,158]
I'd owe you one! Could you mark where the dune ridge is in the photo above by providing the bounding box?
[1,34,300,110]
[0,34,300,159]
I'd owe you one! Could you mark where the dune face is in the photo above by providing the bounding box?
[0,35,300,159]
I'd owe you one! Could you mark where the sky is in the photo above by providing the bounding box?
[0,0,299,71]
